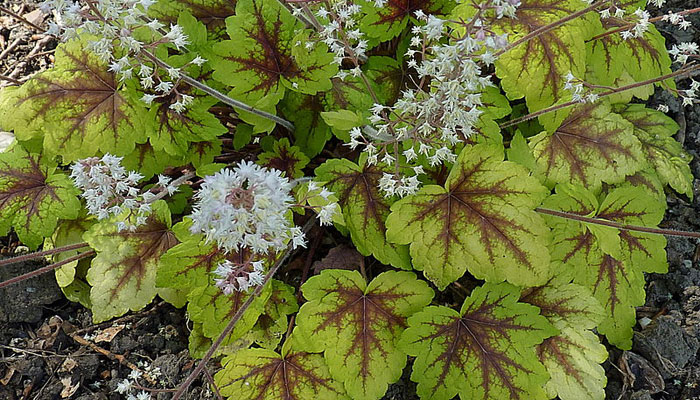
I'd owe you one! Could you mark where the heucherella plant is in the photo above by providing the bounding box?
[2,0,700,398]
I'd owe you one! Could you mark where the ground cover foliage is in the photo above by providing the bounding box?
[0,0,698,399]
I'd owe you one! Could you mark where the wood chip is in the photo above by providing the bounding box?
[94,325,125,343]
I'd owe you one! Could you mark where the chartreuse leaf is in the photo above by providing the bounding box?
[0,145,80,249]
[360,0,456,42]
[587,0,673,96]
[187,274,272,344]
[529,102,644,192]
[453,0,599,130]
[245,280,299,349]
[156,221,226,295]
[148,0,235,41]
[316,157,411,270]
[212,0,336,103]
[257,138,309,179]
[1,37,149,162]
[614,103,693,198]
[296,270,433,400]
[400,283,557,400]
[84,201,178,322]
[543,184,667,349]
[46,211,95,287]
[215,338,348,400]
[386,143,551,290]
[520,277,607,400]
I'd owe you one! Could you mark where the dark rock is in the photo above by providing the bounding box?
[110,335,138,354]
[153,353,181,383]
[0,259,62,324]
[633,315,700,379]
[619,351,665,394]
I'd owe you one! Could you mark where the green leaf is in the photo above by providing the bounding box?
[84,200,178,322]
[148,0,235,40]
[47,211,95,287]
[1,38,150,162]
[454,0,599,129]
[296,270,433,400]
[614,103,693,198]
[360,0,456,42]
[587,0,673,95]
[187,276,272,343]
[212,0,336,103]
[320,110,364,131]
[529,102,644,192]
[520,278,607,400]
[400,282,557,400]
[543,184,667,349]
[257,138,309,179]
[215,339,349,400]
[315,157,411,270]
[156,231,226,295]
[387,143,551,289]
[245,280,299,349]
[0,146,80,249]
[280,91,331,158]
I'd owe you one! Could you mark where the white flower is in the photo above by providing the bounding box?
[189,162,299,254]
[116,379,132,394]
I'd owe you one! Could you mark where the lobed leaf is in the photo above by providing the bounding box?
[84,201,178,322]
[387,143,551,289]
[316,157,411,270]
[296,270,433,400]
[0,145,80,249]
[400,283,556,400]
[1,38,149,162]
[360,0,456,42]
[215,339,348,400]
[529,102,644,192]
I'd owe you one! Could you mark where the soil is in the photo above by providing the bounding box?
[1,0,700,399]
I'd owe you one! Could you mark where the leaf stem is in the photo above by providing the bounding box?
[536,207,700,239]
[139,50,295,132]
[499,64,700,129]
[0,242,90,268]
[170,219,314,400]
[0,250,95,290]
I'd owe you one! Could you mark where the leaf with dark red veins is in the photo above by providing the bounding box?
[120,140,188,179]
[543,184,667,349]
[0,38,149,162]
[0,145,80,249]
[212,0,336,105]
[529,102,644,192]
[587,0,673,95]
[614,103,693,198]
[296,270,433,400]
[148,0,236,40]
[245,280,299,349]
[187,274,272,344]
[257,138,310,179]
[215,338,348,400]
[454,0,600,130]
[316,156,411,270]
[360,0,456,42]
[386,143,551,290]
[84,201,178,322]
[400,282,556,400]
[520,277,607,400]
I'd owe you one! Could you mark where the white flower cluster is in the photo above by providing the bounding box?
[213,259,265,294]
[669,42,699,65]
[70,154,180,231]
[189,162,339,294]
[563,72,598,104]
[621,9,651,40]
[312,0,367,80]
[39,0,205,112]
[598,6,626,20]
[661,11,692,30]
[351,3,518,197]
[189,162,305,255]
